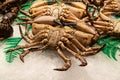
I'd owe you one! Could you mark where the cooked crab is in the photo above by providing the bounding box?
[7,23,104,71]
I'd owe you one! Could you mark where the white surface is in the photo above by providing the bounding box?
[0,26,120,80]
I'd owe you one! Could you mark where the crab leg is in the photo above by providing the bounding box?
[58,41,87,66]
[66,2,86,10]
[64,33,104,53]
[93,21,113,26]
[99,11,112,21]
[60,36,102,56]
[24,24,33,39]
[17,16,32,21]
[31,9,51,17]
[19,45,48,62]
[60,11,96,34]
[32,33,48,43]
[81,45,105,56]
[19,25,32,43]
[30,1,54,9]
[29,1,55,13]
[64,34,88,51]
[19,49,30,62]
[20,10,32,17]
[93,24,113,32]
[61,37,80,53]
[54,47,71,71]
[7,39,48,52]
[20,24,49,41]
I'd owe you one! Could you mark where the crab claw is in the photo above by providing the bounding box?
[17,16,58,26]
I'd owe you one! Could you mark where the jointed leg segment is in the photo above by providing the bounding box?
[54,47,71,71]
[58,41,87,66]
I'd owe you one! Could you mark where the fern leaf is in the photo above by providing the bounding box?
[97,36,120,60]
[115,15,120,19]
[4,37,23,63]
[102,45,111,58]
[111,47,118,61]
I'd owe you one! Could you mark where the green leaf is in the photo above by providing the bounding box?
[97,36,120,60]
[102,45,111,58]
[6,49,23,63]
[4,37,23,63]
[111,47,118,61]
[115,15,120,19]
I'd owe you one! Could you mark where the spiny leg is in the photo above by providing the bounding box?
[29,1,54,10]
[31,8,51,17]
[17,16,32,21]
[99,12,112,21]
[19,24,49,43]
[20,10,32,17]
[32,33,48,43]
[19,49,30,62]
[79,44,105,56]
[66,2,86,10]
[24,24,33,39]
[54,47,71,71]
[58,41,87,66]
[61,34,104,56]
[93,24,113,32]
[60,9,80,22]
[64,34,104,53]
[19,25,32,43]
[93,20,113,26]
[64,33,88,52]
[20,44,48,62]
[7,39,48,52]
[80,49,102,56]
[61,37,80,53]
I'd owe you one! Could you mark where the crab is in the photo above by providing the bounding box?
[18,1,99,38]
[84,1,120,36]
[6,0,120,71]
[7,23,104,71]
[29,1,86,19]
[100,0,120,16]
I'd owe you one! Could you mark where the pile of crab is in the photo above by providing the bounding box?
[7,0,120,71]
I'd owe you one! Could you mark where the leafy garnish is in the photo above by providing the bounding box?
[4,37,23,63]
[97,36,120,60]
